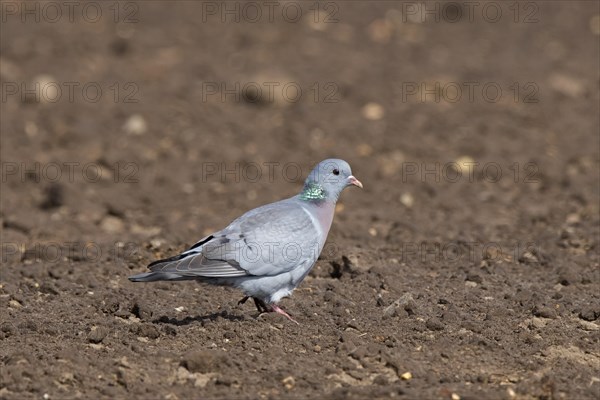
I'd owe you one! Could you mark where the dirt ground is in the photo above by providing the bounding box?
[1,1,599,399]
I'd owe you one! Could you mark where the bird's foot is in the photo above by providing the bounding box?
[253,298,269,313]
[239,296,270,313]
[243,297,299,324]
[269,304,299,325]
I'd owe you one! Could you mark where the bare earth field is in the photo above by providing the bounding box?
[1,1,599,399]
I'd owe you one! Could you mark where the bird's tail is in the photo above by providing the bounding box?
[128,251,202,282]
[128,271,194,282]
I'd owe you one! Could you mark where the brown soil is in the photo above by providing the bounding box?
[1,2,599,399]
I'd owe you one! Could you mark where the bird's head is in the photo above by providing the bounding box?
[300,159,362,203]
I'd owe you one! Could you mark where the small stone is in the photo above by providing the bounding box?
[281,376,295,390]
[466,273,483,284]
[362,102,384,120]
[341,254,364,275]
[305,11,329,31]
[400,371,412,380]
[400,193,414,208]
[451,394,461,400]
[579,307,600,321]
[367,19,393,43]
[558,269,579,286]
[533,306,557,319]
[566,213,581,225]
[88,326,109,343]
[453,156,475,173]
[31,74,57,103]
[131,301,153,321]
[356,143,373,157]
[241,72,295,107]
[425,318,444,331]
[133,324,160,339]
[9,300,22,308]
[181,350,228,374]
[100,216,124,234]
[383,293,416,319]
[579,320,599,331]
[123,114,147,135]
[531,317,547,329]
[24,121,38,137]
[550,74,585,97]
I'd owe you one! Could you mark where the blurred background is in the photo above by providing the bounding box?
[1,1,599,399]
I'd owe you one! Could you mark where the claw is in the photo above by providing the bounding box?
[242,296,299,324]
[270,304,299,324]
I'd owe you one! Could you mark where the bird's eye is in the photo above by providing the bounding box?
[332,169,340,176]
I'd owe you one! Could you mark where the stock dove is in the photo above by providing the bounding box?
[129,159,362,323]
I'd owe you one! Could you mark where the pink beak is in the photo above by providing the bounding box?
[348,175,363,189]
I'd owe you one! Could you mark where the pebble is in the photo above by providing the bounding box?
[400,371,412,380]
[281,376,295,390]
[579,306,599,321]
[531,317,547,329]
[400,193,414,208]
[9,300,22,308]
[453,156,475,173]
[425,318,445,331]
[362,102,384,120]
[383,293,416,318]
[100,216,124,234]
[533,306,557,319]
[578,320,599,331]
[181,350,228,374]
[367,19,393,43]
[32,74,57,103]
[356,143,374,157]
[88,326,109,343]
[123,114,147,135]
[549,74,584,97]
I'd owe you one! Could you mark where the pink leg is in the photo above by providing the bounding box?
[269,304,299,325]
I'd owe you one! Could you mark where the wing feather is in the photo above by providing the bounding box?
[145,199,322,278]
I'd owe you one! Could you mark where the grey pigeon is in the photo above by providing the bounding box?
[129,159,362,323]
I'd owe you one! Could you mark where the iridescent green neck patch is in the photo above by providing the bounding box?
[299,182,327,202]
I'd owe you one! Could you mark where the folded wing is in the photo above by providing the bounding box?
[144,200,321,280]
